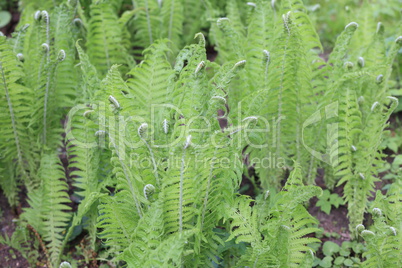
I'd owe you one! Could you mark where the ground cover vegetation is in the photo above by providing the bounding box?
[0,0,401,267]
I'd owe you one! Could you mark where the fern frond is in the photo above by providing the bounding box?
[237,163,321,267]
[170,36,211,120]
[102,66,148,217]
[161,0,184,51]
[245,5,319,188]
[226,195,256,244]
[280,0,322,51]
[212,16,245,64]
[371,179,402,227]
[97,195,138,254]
[22,153,71,267]
[132,0,161,53]
[326,22,358,80]
[20,7,77,150]
[162,142,197,234]
[129,230,194,267]
[182,0,209,44]
[75,40,100,101]
[339,95,397,236]
[9,23,30,54]
[361,207,401,267]
[51,5,78,107]
[119,198,165,266]
[126,40,173,121]
[0,36,34,183]
[243,0,274,91]
[87,1,132,75]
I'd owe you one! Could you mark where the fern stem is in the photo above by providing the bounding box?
[179,149,185,232]
[12,33,21,53]
[263,50,270,88]
[12,24,29,53]
[296,87,301,165]
[43,11,50,64]
[100,11,111,69]
[200,147,218,230]
[42,11,51,145]
[27,224,51,268]
[144,140,160,186]
[276,41,289,158]
[43,65,51,145]
[168,0,175,41]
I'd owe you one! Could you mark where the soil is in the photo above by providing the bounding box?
[309,174,350,245]
[0,190,29,267]
[0,3,19,37]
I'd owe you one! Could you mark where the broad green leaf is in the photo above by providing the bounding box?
[323,241,340,256]
[319,256,333,267]
[334,256,345,265]
[0,11,11,28]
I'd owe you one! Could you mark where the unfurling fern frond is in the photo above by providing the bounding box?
[325,22,359,80]
[359,207,401,268]
[371,178,402,229]
[19,6,78,150]
[3,2,398,266]
[239,1,321,189]
[51,6,78,107]
[95,66,150,258]
[336,90,398,237]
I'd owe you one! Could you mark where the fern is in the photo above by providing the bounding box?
[359,206,401,267]
[17,6,78,150]
[331,32,401,235]
[234,163,321,267]
[229,0,323,188]
[65,102,104,250]
[0,163,19,205]
[161,0,184,52]
[1,1,401,267]
[126,40,173,121]
[22,153,71,267]
[0,226,40,267]
[0,36,34,191]
[131,0,161,54]
[87,1,133,75]
[182,0,209,44]
[51,5,78,107]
